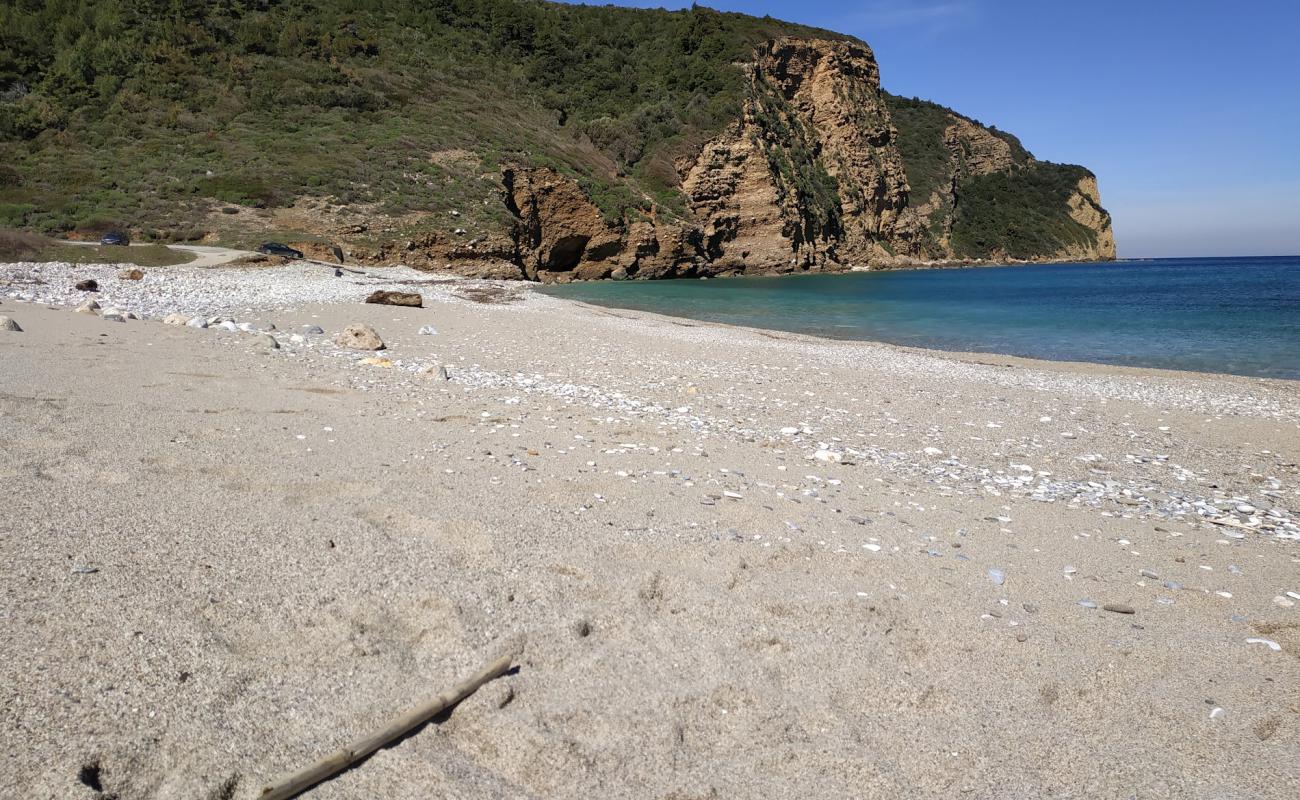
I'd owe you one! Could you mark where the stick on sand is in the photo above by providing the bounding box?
[259,647,518,800]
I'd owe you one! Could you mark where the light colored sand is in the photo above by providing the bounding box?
[1,267,1298,799]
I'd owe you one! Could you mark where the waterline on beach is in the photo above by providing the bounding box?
[544,256,1300,380]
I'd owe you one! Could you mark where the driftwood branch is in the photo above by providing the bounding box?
[259,644,519,800]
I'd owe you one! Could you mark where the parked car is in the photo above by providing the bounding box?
[100,231,129,246]
[257,242,304,259]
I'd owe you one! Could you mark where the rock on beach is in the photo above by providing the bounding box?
[335,323,385,350]
[365,290,423,307]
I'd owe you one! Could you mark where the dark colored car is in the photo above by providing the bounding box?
[100,231,129,246]
[257,242,304,259]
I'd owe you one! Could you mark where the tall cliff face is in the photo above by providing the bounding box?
[682,39,916,270]
[501,37,1113,282]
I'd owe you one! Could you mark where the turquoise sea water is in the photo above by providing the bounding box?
[543,257,1300,380]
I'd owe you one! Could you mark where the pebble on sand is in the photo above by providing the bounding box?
[0,315,22,332]
[76,300,101,315]
[1103,603,1136,614]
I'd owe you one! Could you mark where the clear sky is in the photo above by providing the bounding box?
[565,1,1300,258]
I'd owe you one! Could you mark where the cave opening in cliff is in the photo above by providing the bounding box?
[548,235,591,270]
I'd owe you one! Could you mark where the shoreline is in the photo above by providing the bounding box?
[7,256,1298,389]
[552,289,1300,386]
[550,289,1300,387]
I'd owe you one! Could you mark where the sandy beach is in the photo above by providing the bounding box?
[2,260,1298,799]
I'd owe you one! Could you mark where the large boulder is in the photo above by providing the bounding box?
[335,323,385,350]
[365,290,422,308]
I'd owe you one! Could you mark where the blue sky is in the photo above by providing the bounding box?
[567,1,1300,257]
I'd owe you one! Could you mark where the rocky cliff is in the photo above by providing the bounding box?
[484,38,1113,282]
[2,2,1112,276]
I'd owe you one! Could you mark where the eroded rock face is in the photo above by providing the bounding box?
[504,166,617,280]
[478,37,1114,281]
[680,124,792,271]
[1064,176,1117,260]
[751,38,916,265]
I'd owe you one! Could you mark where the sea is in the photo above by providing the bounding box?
[543,256,1300,381]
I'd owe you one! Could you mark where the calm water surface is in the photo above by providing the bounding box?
[543,257,1300,380]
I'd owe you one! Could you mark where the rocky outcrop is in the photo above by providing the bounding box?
[680,127,793,271]
[679,38,918,270]
[481,38,1114,281]
[1063,175,1116,260]
[946,118,1018,179]
[502,166,707,282]
[503,166,621,280]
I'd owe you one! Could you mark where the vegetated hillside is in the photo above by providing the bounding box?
[0,0,1113,277]
[883,93,1110,260]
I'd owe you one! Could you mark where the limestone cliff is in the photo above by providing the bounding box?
[1065,176,1117,259]
[488,37,1113,280]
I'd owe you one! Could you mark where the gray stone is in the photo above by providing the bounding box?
[162,313,188,325]
[186,317,209,329]
[417,325,439,335]
[76,300,101,315]
[255,334,279,350]
[302,324,325,335]
[0,315,22,332]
